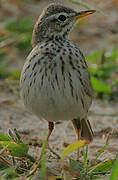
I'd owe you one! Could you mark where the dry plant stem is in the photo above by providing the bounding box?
[12,156,15,166]
[0,145,12,167]
[105,130,113,145]
[0,149,27,173]
[0,156,11,167]
[16,166,28,174]
[27,153,42,177]
[0,145,8,157]
[0,39,15,48]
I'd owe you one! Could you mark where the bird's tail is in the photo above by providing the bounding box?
[81,118,94,142]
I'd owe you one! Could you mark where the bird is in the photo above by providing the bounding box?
[20,3,95,159]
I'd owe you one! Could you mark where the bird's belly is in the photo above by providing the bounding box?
[30,95,85,122]
[25,80,86,122]
[41,100,85,122]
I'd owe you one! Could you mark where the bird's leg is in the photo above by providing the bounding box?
[47,122,60,159]
[71,119,81,161]
[27,122,60,177]
[46,122,54,142]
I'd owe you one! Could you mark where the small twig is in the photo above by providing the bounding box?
[0,156,12,167]
[92,132,111,165]
[16,166,29,174]
[27,154,42,177]
[0,38,16,49]
[0,144,12,167]
[8,128,16,142]
[0,149,28,173]
[14,128,21,141]
[105,131,112,145]
[0,145,8,157]
[12,156,15,166]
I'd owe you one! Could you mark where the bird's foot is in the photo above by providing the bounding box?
[47,143,61,159]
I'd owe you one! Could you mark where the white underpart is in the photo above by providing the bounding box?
[20,40,92,122]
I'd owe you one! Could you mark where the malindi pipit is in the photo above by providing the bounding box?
[20,3,95,159]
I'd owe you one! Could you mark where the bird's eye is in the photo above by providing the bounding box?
[58,15,67,22]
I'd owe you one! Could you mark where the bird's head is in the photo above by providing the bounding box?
[32,3,96,46]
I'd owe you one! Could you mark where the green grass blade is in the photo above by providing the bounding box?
[89,159,115,177]
[0,134,12,142]
[61,140,88,159]
[93,145,106,165]
[39,138,47,179]
[110,156,118,180]
[83,145,88,174]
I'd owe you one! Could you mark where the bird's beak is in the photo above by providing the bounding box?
[75,10,96,19]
